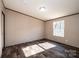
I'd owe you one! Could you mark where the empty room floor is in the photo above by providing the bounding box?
[2,39,79,58]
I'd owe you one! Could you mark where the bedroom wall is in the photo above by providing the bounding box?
[5,9,45,47]
[0,0,5,57]
[45,14,79,48]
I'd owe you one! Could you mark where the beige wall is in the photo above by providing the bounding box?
[45,14,79,48]
[5,9,45,47]
[0,0,5,57]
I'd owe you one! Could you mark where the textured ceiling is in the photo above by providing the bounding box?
[3,0,79,21]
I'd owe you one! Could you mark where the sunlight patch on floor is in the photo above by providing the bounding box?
[38,42,56,49]
[22,44,44,57]
[22,42,56,57]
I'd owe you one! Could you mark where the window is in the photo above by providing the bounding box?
[53,20,64,37]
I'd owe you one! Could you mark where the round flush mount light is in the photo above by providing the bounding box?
[39,7,46,12]
[24,0,27,3]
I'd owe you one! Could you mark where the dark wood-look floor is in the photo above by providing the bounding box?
[2,39,79,58]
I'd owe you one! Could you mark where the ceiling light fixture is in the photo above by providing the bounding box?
[39,7,46,12]
[24,0,27,3]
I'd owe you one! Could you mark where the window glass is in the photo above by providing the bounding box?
[53,20,64,37]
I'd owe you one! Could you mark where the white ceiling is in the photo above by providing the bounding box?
[3,0,79,21]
